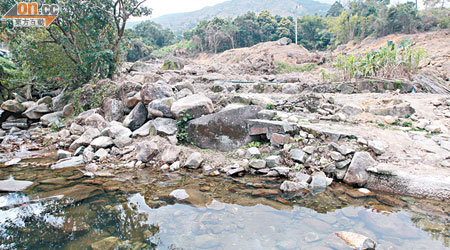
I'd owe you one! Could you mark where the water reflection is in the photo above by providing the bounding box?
[0,161,449,249]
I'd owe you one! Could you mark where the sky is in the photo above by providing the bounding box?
[135,0,432,21]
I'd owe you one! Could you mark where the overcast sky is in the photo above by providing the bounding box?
[136,0,429,20]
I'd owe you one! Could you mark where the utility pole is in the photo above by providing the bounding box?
[295,5,298,45]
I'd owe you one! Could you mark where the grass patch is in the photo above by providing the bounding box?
[275,62,317,74]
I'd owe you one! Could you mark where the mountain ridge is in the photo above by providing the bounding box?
[151,0,331,33]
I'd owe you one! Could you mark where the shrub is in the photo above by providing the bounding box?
[275,62,317,74]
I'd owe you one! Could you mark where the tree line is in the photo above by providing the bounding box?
[179,0,449,53]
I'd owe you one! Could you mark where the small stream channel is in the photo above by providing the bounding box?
[0,133,450,249]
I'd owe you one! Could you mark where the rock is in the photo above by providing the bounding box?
[62,103,74,118]
[148,97,174,118]
[57,150,72,160]
[342,106,362,116]
[184,152,204,168]
[102,122,132,139]
[94,148,109,160]
[140,81,174,104]
[123,102,148,131]
[37,96,52,105]
[90,136,114,149]
[330,151,345,161]
[74,146,85,156]
[416,119,430,129]
[70,128,101,150]
[334,232,376,250]
[83,146,95,163]
[170,161,181,171]
[131,120,152,137]
[271,133,291,147]
[102,98,124,122]
[70,123,85,136]
[1,100,25,113]
[383,115,397,125]
[23,104,51,119]
[91,237,120,250]
[113,136,132,148]
[160,145,181,163]
[210,83,224,93]
[247,119,296,139]
[187,105,262,151]
[249,159,266,169]
[147,107,163,118]
[176,88,193,99]
[303,146,315,155]
[368,140,385,155]
[376,194,408,207]
[2,117,28,130]
[336,159,352,169]
[226,166,245,176]
[136,141,159,163]
[40,112,62,126]
[257,110,277,120]
[310,176,328,191]
[274,167,290,176]
[344,152,376,187]
[150,118,178,136]
[124,92,142,109]
[277,37,291,45]
[252,189,280,196]
[369,103,415,118]
[51,156,84,169]
[266,155,281,168]
[290,149,307,163]
[170,189,189,200]
[246,147,261,158]
[0,177,33,192]
[280,181,308,192]
[171,94,214,119]
[84,113,109,131]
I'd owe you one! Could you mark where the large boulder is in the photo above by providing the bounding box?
[187,105,262,151]
[171,94,214,119]
[148,97,174,118]
[40,112,62,126]
[150,118,178,136]
[123,102,148,131]
[102,122,132,139]
[140,80,174,104]
[70,128,101,150]
[2,117,28,130]
[102,98,124,122]
[344,152,376,187]
[23,103,51,120]
[84,113,109,131]
[1,100,25,113]
[136,141,159,163]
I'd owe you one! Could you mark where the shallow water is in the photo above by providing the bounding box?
[0,154,449,249]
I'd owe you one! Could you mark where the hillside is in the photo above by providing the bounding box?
[152,0,331,33]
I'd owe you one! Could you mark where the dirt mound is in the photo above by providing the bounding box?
[198,41,322,65]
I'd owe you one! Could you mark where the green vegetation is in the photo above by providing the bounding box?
[0,0,151,98]
[334,40,426,81]
[177,112,193,143]
[275,62,317,74]
[266,104,275,110]
[176,1,448,54]
[247,141,262,148]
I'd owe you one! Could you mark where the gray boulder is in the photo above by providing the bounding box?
[344,152,376,187]
[136,141,159,163]
[186,105,262,151]
[150,118,178,136]
[148,98,174,118]
[102,98,124,122]
[171,94,214,119]
[123,102,148,131]
[70,128,101,150]
[40,112,62,126]
[90,136,114,149]
[184,152,204,168]
[140,81,174,104]
[290,149,307,163]
[1,100,25,113]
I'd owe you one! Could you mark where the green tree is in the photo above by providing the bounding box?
[327,1,345,17]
